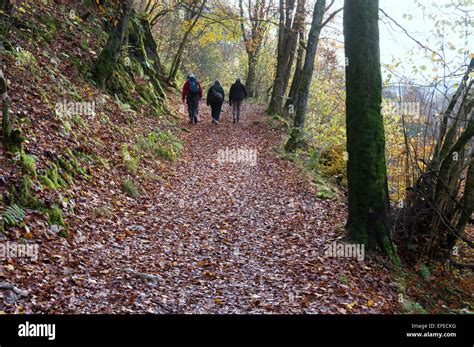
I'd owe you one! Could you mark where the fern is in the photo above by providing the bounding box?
[1,204,26,226]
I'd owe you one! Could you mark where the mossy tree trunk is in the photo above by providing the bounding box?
[0,67,23,151]
[100,8,168,116]
[245,56,257,98]
[1,67,12,144]
[140,18,167,83]
[267,0,305,116]
[95,0,134,89]
[0,0,12,14]
[0,0,12,48]
[455,153,474,237]
[0,2,21,151]
[285,32,305,110]
[344,0,393,254]
[285,0,325,152]
[427,116,474,260]
[128,16,165,99]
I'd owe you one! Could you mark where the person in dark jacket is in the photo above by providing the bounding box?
[207,80,225,124]
[229,78,248,123]
[182,73,203,124]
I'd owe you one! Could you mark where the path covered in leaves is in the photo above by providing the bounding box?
[3,104,400,314]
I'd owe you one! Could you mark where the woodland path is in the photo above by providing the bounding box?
[8,103,399,314]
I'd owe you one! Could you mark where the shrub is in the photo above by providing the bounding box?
[44,206,66,227]
[94,206,113,218]
[19,175,41,208]
[19,151,37,177]
[315,176,337,199]
[121,144,139,174]
[419,264,431,281]
[40,163,67,190]
[402,300,427,314]
[137,129,183,162]
[318,143,346,180]
[122,180,140,198]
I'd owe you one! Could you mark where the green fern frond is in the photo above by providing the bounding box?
[1,204,26,226]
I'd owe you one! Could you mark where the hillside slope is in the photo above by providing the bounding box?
[0,1,184,311]
[0,1,403,314]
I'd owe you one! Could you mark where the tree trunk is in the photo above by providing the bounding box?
[285,32,305,110]
[285,0,325,152]
[95,0,134,89]
[456,153,474,234]
[0,0,12,14]
[141,18,166,80]
[246,54,257,97]
[239,0,271,98]
[168,1,206,83]
[0,67,22,151]
[0,0,12,47]
[128,17,166,99]
[0,67,12,145]
[267,0,305,116]
[344,0,393,254]
[433,70,472,163]
[399,60,474,263]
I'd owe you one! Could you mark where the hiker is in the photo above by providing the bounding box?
[182,73,203,124]
[207,80,225,124]
[229,78,248,123]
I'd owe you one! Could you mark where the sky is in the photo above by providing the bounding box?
[235,0,472,88]
[378,0,472,82]
[325,0,472,85]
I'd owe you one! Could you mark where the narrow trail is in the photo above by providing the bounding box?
[11,103,399,314]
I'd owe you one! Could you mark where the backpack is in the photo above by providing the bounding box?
[212,87,224,103]
[189,77,199,95]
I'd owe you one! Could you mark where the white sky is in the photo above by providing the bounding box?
[325,0,472,84]
[236,0,471,86]
[379,0,472,81]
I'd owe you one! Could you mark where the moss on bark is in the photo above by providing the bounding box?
[94,0,134,89]
[343,0,394,255]
[96,11,166,117]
